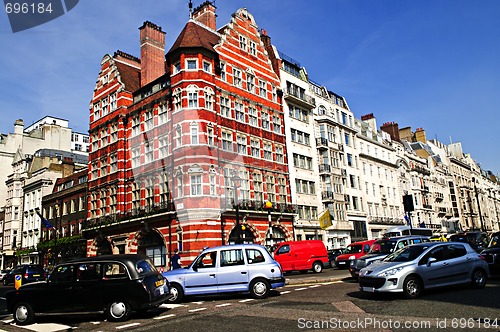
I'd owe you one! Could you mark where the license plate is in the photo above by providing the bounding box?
[338,262,346,265]
[155,279,164,287]
[33,274,40,277]
[362,286,375,292]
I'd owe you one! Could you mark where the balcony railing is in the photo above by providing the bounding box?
[84,201,175,230]
[222,199,298,214]
[321,191,334,201]
[284,87,316,108]
[319,164,331,173]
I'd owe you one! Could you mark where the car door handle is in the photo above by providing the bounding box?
[209,274,216,278]
[241,271,247,275]
[443,262,449,266]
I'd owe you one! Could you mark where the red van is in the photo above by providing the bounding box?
[273,240,329,273]
[334,239,376,269]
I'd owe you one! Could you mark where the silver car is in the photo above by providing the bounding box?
[359,242,489,298]
[163,244,285,303]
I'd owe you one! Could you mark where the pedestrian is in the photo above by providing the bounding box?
[171,249,182,270]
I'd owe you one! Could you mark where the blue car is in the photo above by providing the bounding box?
[163,244,285,303]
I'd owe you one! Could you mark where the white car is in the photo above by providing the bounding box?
[359,242,489,298]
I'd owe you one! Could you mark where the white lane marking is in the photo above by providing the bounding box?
[215,303,232,307]
[10,322,74,331]
[160,303,187,309]
[188,307,207,312]
[239,299,254,303]
[191,301,204,305]
[294,287,307,291]
[91,321,101,325]
[333,300,365,313]
[154,313,176,320]
[116,322,141,329]
[309,285,321,288]
[280,290,291,294]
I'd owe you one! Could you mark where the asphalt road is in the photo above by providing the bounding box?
[0,269,498,331]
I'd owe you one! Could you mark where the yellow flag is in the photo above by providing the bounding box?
[318,209,332,230]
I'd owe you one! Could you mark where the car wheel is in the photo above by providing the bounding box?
[312,262,323,273]
[168,283,184,304]
[403,275,423,299]
[13,302,35,326]
[249,279,270,299]
[471,269,487,289]
[105,301,131,322]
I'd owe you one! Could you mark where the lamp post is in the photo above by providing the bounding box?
[232,173,241,244]
[472,178,485,232]
[265,201,273,248]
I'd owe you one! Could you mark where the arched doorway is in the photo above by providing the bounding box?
[96,236,113,255]
[228,225,255,244]
[266,225,286,248]
[137,230,166,267]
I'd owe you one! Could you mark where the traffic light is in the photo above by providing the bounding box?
[403,194,414,212]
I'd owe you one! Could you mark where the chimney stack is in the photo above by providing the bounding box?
[139,21,166,86]
[380,121,400,142]
[415,127,427,143]
[360,113,377,131]
[192,1,217,30]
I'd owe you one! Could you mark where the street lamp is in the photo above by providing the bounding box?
[265,201,273,247]
[232,172,241,244]
[472,178,485,232]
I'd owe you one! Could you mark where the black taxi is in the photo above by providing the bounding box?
[6,254,171,325]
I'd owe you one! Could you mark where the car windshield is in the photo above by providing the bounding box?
[368,240,396,254]
[344,245,362,254]
[488,235,500,248]
[135,259,157,275]
[383,245,431,262]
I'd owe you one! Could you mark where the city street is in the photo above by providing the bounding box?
[0,270,498,331]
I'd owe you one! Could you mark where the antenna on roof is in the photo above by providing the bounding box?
[188,0,193,18]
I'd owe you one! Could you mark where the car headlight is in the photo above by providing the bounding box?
[348,255,355,260]
[377,267,403,277]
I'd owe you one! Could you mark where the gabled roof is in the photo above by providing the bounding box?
[168,21,219,54]
[114,61,141,92]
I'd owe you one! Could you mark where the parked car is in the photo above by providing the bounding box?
[0,269,11,280]
[273,240,329,273]
[163,244,285,303]
[358,242,489,299]
[480,231,500,274]
[449,231,489,252]
[350,236,430,279]
[6,254,171,325]
[328,248,345,268]
[335,239,376,269]
[2,265,46,286]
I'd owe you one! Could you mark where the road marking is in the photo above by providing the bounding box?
[239,299,254,303]
[280,291,291,294]
[188,307,207,312]
[333,300,365,313]
[160,303,187,309]
[116,322,141,329]
[191,301,204,305]
[154,314,176,320]
[309,285,321,288]
[215,303,232,307]
[294,287,307,291]
[8,322,72,331]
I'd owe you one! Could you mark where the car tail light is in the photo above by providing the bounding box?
[24,273,29,279]
[478,255,486,261]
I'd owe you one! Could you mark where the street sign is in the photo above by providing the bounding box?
[15,274,22,290]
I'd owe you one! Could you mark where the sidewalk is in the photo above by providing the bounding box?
[285,269,352,285]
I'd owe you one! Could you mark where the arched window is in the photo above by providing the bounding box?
[204,87,214,110]
[187,85,199,108]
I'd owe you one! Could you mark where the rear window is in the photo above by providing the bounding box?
[27,266,44,274]
[136,259,157,275]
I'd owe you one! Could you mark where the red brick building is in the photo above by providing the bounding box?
[84,2,296,266]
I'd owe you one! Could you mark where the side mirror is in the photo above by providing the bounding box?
[192,265,198,272]
[427,257,437,266]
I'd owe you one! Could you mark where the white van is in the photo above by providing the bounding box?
[383,225,433,238]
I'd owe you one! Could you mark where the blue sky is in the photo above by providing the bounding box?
[1,0,499,175]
